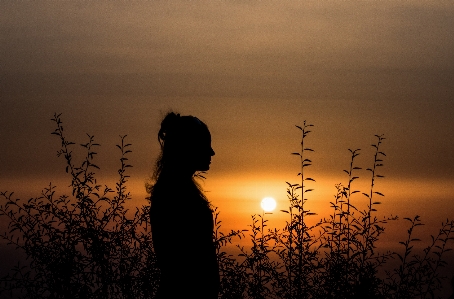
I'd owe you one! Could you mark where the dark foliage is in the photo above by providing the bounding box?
[1,115,453,298]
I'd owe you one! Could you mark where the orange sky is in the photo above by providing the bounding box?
[1,1,454,249]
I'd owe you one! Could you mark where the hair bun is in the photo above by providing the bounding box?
[158,112,180,142]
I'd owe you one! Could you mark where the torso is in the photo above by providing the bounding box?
[150,179,219,299]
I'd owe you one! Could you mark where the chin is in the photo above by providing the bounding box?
[195,161,211,172]
[198,165,210,172]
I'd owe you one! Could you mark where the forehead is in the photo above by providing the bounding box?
[180,123,210,140]
[197,127,211,142]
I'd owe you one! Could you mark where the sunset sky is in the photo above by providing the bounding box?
[1,0,454,257]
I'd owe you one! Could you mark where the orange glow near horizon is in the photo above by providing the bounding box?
[2,173,452,229]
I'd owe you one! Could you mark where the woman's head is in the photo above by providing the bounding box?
[155,112,215,177]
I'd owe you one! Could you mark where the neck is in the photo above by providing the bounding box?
[161,166,195,180]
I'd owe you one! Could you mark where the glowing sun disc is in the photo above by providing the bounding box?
[261,197,276,212]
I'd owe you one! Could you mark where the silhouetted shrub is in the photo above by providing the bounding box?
[0,114,159,299]
[219,123,454,299]
[1,115,453,299]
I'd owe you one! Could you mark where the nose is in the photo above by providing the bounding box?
[210,147,215,156]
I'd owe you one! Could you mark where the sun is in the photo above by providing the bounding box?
[261,197,276,212]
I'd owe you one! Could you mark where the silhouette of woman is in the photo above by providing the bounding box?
[149,112,219,299]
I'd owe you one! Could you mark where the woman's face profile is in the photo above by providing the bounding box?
[163,116,215,174]
[192,131,215,172]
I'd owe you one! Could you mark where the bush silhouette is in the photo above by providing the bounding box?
[1,114,159,298]
[1,114,453,299]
